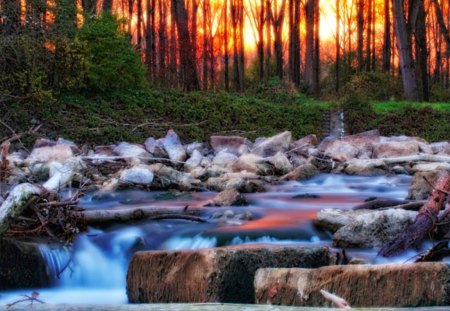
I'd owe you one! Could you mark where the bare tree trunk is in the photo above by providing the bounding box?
[103,0,112,12]
[305,0,314,91]
[81,0,96,14]
[431,0,450,55]
[383,0,392,72]
[258,0,265,81]
[265,0,272,79]
[393,0,419,101]
[137,0,143,47]
[202,0,209,90]
[158,0,167,81]
[357,0,364,71]
[272,0,286,80]
[169,1,178,86]
[313,0,320,94]
[171,0,200,91]
[145,0,154,80]
[414,0,429,101]
[335,0,340,92]
[365,0,373,71]
[224,0,230,91]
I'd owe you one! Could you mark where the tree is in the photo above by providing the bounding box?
[393,0,419,101]
[272,0,286,79]
[305,0,320,95]
[288,0,301,86]
[171,0,200,91]
[382,0,392,72]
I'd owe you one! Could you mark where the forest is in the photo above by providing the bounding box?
[0,0,449,101]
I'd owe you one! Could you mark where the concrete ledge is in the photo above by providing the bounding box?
[127,245,333,303]
[255,263,450,307]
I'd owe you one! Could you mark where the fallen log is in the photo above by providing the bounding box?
[379,170,450,257]
[354,198,425,211]
[72,205,206,225]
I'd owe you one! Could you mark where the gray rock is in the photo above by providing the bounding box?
[210,136,251,155]
[251,132,292,157]
[119,165,154,185]
[279,163,319,181]
[162,129,187,162]
[342,159,387,176]
[429,141,450,155]
[184,150,203,172]
[268,152,293,176]
[407,170,441,200]
[232,154,273,175]
[127,245,334,303]
[315,208,416,247]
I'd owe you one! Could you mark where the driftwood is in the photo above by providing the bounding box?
[72,205,206,225]
[415,241,450,262]
[379,170,450,257]
[354,198,425,211]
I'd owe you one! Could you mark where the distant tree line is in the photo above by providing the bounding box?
[1,0,450,101]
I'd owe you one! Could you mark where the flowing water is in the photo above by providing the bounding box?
[0,173,427,305]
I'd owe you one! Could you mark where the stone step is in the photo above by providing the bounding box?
[255,263,450,308]
[126,244,334,304]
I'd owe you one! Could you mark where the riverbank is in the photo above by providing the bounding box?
[1,89,449,148]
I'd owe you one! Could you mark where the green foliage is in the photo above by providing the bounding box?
[430,84,450,103]
[1,89,328,146]
[76,14,147,93]
[340,94,377,134]
[341,72,402,101]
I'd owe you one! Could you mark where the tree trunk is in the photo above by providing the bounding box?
[365,0,373,71]
[81,0,96,14]
[382,0,392,72]
[258,0,265,82]
[357,0,364,71]
[172,0,200,91]
[224,0,230,91]
[335,0,340,92]
[158,0,167,81]
[305,0,314,92]
[273,0,286,80]
[431,0,450,55]
[414,0,429,101]
[145,0,155,80]
[103,0,112,12]
[393,0,419,101]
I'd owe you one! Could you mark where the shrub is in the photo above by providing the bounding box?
[342,72,402,101]
[76,14,147,93]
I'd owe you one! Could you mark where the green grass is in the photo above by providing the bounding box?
[373,100,450,113]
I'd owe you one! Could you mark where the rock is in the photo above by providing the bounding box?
[407,170,441,200]
[204,189,247,207]
[144,137,167,158]
[373,140,432,158]
[254,263,450,307]
[114,142,148,158]
[24,144,74,166]
[342,159,387,176]
[184,150,203,172]
[149,163,201,191]
[0,238,52,290]
[210,209,253,225]
[119,165,154,186]
[251,132,292,157]
[127,245,334,303]
[206,172,265,193]
[162,129,187,162]
[185,142,207,156]
[429,141,450,155]
[319,140,361,162]
[232,154,273,175]
[279,163,319,181]
[315,208,416,247]
[341,129,380,147]
[212,150,238,169]
[268,152,293,176]
[210,136,251,155]
[289,135,318,156]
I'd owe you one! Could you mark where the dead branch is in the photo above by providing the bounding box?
[6,291,45,309]
[379,170,450,257]
[72,205,206,225]
[415,241,450,262]
[354,198,425,210]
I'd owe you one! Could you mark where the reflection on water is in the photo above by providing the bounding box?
[0,174,416,305]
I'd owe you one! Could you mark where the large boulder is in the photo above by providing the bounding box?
[206,172,265,193]
[255,263,450,307]
[24,144,74,166]
[341,129,380,147]
[268,152,293,176]
[315,208,416,247]
[127,245,334,303]
[251,132,292,157]
[119,165,154,186]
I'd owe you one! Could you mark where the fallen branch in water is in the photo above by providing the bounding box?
[354,198,425,211]
[379,170,450,257]
[72,205,206,225]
